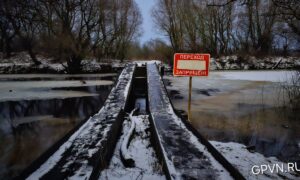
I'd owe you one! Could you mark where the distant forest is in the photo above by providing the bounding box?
[0,0,299,71]
[151,0,300,59]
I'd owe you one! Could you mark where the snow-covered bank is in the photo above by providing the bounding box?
[211,141,299,180]
[1,52,300,73]
[0,52,125,74]
[210,55,300,70]
[0,60,121,74]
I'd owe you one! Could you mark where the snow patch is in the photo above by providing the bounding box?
[134,60,161,67]
[123,78,131,99]
[120,109,137,163]
[211,141,299,180]
[99,115,166,180]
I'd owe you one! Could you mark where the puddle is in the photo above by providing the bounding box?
[0,75,115,179]
[135,98,147,114]
[165,71,300,165]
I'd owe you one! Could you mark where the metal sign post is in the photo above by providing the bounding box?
[188,76,192,121]
[173,53,210,122]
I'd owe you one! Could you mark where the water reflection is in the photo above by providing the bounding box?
[191,108,299,163]
[0,84,112,179]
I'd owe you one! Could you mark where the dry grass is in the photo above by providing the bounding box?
[280,70,300,120]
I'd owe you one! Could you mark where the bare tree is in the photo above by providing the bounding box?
[272,0,300,38]
[153,0,185,52]
[153,0,299,56]
[152,0,234,55]
[0,1,16,58]
[1,0,42,64]
[0,0,142,72]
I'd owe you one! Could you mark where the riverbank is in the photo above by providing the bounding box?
[0,52,124,74]
[1,53,300,74]
[210,55,300,70]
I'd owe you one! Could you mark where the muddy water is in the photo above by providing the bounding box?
[0,74,116,179]
[165,71,300,165]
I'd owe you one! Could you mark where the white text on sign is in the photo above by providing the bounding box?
[173,53,210,77]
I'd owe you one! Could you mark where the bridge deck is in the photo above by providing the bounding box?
[20,62,245,180]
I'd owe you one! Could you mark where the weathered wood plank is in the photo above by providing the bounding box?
[147,63,231,180]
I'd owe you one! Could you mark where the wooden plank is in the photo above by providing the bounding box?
[147,63,218,179]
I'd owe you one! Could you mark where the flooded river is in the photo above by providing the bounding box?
[1,70,299,179]
[165,71,300,165]
[0,74,116,179]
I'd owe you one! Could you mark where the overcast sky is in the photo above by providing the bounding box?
[135,0,167,44]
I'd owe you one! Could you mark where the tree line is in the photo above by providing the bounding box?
[0,0,141,73]
[152,0,300,57]
[1,0,299,69]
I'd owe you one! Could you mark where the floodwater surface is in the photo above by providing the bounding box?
[0,74,116,179]
[165,71,300,165]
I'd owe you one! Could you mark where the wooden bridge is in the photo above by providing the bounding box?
[18,63,245,180]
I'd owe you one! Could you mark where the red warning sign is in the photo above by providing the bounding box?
[173,53,210,76]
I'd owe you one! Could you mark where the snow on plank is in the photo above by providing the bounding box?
[99,114,166,180]
[26,64,135,180]
[147,63,233,180]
